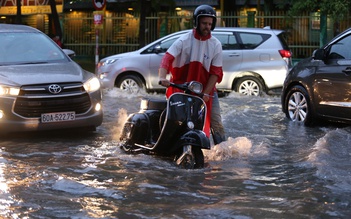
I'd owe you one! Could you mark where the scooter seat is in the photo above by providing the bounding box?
[140,98,167,111]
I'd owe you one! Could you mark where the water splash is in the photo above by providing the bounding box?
[204,136,273,162]
[111,108,128,141]
[204,137,248,161]
[308,128,351,193]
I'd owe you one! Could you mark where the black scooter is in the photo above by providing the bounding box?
[119,81,210,169]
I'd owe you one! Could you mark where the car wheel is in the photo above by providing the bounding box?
[117,75,144,93]
[235,76,263,96]
[285,85,312,125]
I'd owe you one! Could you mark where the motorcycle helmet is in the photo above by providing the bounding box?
[193,5,217,31]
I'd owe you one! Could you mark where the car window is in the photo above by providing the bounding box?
[159,38,178,52]
[213,32,239,50]
[0,32,66,64]
[237,32,271,49]
[277,32,290,50]
[328,35,351,59]
[144,36,180,54]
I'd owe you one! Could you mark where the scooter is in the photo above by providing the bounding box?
[119,81,210,169]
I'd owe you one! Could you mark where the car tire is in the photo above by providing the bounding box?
[235,76,263,96]
[116,75,144,93]
[284,85,312,125]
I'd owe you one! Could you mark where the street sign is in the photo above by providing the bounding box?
[92,0,106,10]
[93,11,104,27]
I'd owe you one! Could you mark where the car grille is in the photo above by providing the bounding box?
[13,82,92,118]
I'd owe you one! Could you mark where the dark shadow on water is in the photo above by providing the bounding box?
[307,119,351,129]
[0,127,100,142]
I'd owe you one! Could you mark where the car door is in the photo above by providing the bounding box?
[212,31,243,90]
[312,34,351,120]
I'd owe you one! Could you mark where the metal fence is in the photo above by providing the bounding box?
[61,10,351,63]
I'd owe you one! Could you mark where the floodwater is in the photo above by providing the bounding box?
[0,88,350,219]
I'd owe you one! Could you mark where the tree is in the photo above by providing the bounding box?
[282,0,350,45]
[287,0,350,22]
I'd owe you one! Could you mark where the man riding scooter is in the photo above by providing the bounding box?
[119,5,226,169]
[158,4,226,145]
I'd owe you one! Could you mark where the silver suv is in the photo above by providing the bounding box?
[97,27,292,96]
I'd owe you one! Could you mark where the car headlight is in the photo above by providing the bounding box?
[97,58,118,67]
[0,85,20,96]
[84,77,101,92]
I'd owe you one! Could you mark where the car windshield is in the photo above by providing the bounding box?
[0,32,67,65]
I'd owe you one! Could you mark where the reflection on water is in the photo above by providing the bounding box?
[0,89,350,218]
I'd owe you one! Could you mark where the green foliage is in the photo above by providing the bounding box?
[288,0,350,21]
[325,0,350,21]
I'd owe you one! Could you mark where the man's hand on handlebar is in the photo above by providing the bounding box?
[159,78,170,87]
[202,93,212,102]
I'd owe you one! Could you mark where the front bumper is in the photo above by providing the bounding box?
[0,93,103,134]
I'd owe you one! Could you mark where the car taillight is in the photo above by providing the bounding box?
[279,49,292,58]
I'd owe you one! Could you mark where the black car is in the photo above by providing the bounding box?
[281,27,351,125]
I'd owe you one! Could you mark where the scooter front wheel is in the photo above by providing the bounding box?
[176,146,204,169]
[179,154,195,169]
[193,147,204,169]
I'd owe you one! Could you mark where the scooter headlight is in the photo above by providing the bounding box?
[188,81,203,94]
[187,121,194,129]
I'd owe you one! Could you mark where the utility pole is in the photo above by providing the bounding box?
[220,0,224,27]
[49,0,62,38]
[15,0,22,24]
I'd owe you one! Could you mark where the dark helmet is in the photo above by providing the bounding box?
[193,5,217,31]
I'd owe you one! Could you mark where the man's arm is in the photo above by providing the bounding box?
[158,52,174,87]
[203,74,218,102]
[158,67,170,87]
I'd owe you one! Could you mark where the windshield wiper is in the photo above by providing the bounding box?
[17,61,49,65]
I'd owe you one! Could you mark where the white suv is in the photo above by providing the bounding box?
[97,27,292,96]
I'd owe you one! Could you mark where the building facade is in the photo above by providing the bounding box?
[1,0,348,62]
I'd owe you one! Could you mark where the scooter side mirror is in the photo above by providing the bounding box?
[188,81,203,94]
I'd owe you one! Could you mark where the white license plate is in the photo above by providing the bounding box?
[41,112,75,123]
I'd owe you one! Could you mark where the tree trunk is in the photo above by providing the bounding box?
[139,0,147,48]
[138,0,151,48]
[15,0,22,24]
[49,0,62,38]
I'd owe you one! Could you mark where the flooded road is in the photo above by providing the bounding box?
[0,89,350,218]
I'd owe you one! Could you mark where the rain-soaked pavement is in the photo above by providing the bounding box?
[0,88,350,218]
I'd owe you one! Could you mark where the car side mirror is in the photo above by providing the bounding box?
[63,49,76,58]
[154,44,162,54]
[312,48,325,60]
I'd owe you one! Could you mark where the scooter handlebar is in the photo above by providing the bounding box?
[158,80,185,90]
[158,80,213,98]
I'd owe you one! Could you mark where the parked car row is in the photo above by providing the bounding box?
[1,23,350,135]
[97,25,351,127]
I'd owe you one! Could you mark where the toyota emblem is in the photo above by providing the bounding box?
[48,84,62,94]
